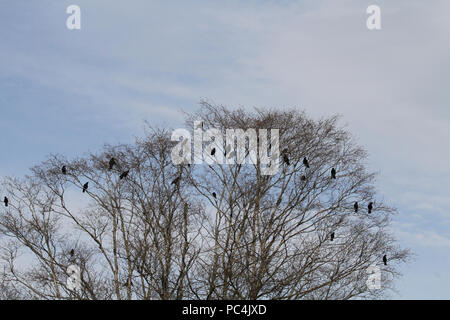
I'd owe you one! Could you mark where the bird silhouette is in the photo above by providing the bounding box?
[301,175,306,181]
[283,153,290,166]
[212,192,217,199]
[171,176,180,186]
[330,232,335,241]
[70,249,75,257]
[109,158,117,170]
[303,157,310,168]
[82,182,89,193]
[331,168,336,179]
[4,196,8,207]
[354,202,358,213]
[119,170,130,180]
[62,165,67,175]
[383,255,387,265]
[211,148,216,156]
[368,202,373,214]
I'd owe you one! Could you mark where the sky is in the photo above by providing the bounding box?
[1,0,450,299]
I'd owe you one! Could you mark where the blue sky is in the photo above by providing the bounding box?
[1,0,450,298]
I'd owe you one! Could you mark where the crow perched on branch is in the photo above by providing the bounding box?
[62,166,67,175]
[171,175,181,186]
[3,196,8,207]
[354,202,358,213]
[211,148,216,156]
[283,153,290,166]
[109,158,117,170]
[303,157,310,168]
[368,202,373,214]
[82,182,89,193]
[383,255,387,265]
[330,232,335,241]
[331,168,336,179]
[119,170,130,180]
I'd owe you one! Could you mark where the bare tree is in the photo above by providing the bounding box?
[0,102,409,300]
[0,129,203,300]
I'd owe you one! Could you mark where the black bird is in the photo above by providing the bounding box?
[82,182,89,193]
[62,165,67,175]
[300,175,306,181]
[212,192,217,199]
[171,176,180,186]
[70,249,75,257]
[368,202,373,214]
[383,255,387,266]
[331,168,336,179]
[4,196,8,207]
[119,170,130,180]
[283,153,290,166]
[354,201,359,213]
[109,157,117,170]
[330,232,335,241]
[303,157,310,168]
[211,148,216,156]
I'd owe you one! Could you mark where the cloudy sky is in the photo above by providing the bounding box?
[1,0,449,299]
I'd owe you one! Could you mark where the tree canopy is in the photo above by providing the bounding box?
[0,102,410,300]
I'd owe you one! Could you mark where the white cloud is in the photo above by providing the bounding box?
[394,223,450,249]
